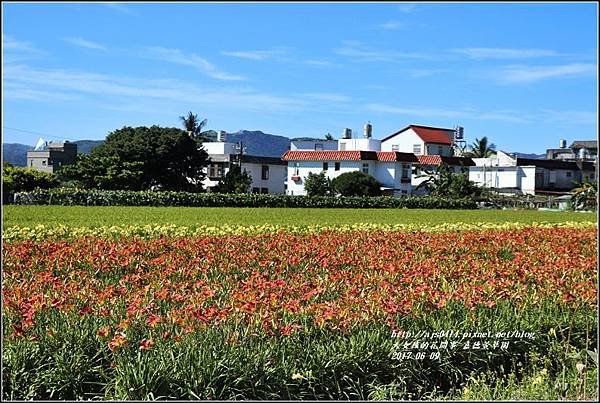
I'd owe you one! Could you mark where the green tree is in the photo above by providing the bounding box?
[464,136,496,158]
[2,165,60,193]
[93,125,209,192]
[180,111,210,142]
[304,172,332,196]
[331,171,382,196]
[416,163,483,198]
[571,180,597,211]
[214,165,252,193]
[59,154,145,190]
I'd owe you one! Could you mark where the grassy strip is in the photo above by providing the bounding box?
[4,205,596,228]
[2,220,596,242]
[3,301,596,400]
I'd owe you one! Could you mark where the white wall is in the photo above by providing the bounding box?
[381,129,423,154]
[204,142,237,155]
[202,162,286,194]
[338,138,381,151]
[291,140,338,151]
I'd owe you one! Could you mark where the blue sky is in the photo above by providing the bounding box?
[2,2,598,153]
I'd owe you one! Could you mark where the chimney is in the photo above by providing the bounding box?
[363,122,372,138]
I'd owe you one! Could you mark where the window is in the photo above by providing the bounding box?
[391,145,399,152]
[339,143,346,151]
[413,144,421,155]
[30,160,33,167]
[252,187,260,193]
[335,162,340,171]
[323,162,328,171]
[362,163,369,174]
[401,163,410,179]
[261,187,268,194]
[42,160,46,165]
[261,165,269,180]
[294,163,299,175]
[566,171,572,178]
[314,144,324,151]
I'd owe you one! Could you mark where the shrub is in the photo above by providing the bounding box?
[2,165,60,193]
[331,171,382,196]
[13,188,478,209]
[304,172,333,197]
[213,165,252,194]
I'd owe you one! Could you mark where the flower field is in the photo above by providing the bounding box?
[2,221,598,400]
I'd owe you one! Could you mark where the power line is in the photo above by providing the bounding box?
[2,126,78,142]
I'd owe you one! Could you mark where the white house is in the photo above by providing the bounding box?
[202,138,287,194]
[290,138,338,151]
[282,150,417,196]
[381,125,456,156]
[469,150,596,195]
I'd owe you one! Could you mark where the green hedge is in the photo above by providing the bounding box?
[13,188,478,209]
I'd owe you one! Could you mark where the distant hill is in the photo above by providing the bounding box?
[511,152,545,159]
[2,140,104,167]
[2,143,33,167]
[224,130,290,157]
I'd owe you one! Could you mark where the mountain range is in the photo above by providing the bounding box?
[2,130,545,167]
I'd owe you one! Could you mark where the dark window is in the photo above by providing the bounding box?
[402,163,409,179]
[323,162,328,171]
[335,162,340,171]
[42,160,46,165]
[294,163,299,175]
[261,187,268,194]
[413,144,421,155]
[261,165,269,180]
[566,171,572,178]
[362,163,369,174]
[252,187,260,193]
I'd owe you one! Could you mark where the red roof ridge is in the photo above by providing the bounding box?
[381,124,454,144]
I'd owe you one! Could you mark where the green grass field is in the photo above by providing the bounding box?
[3,205,596,228]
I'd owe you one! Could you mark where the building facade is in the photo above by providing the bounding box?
[283,124,472,196]
[202,140,287,194]
[26,141,78,173]
[469,150,596,195]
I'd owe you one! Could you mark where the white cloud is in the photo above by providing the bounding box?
[365,103,531,123]
[538,109,597,125]
[497,63,595,83]
[397,4,417,13]
[221,49,288,61]
[142,46,245,81]
[452,47,561,59]
[378,21,406,30]
[63,37,107,51]
[301,92,352,103]
[334,41,432,62]
[104,2,139,16]
[304,59,335,67]
[2,64,303,113]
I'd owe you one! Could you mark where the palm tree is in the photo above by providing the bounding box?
[465,136,496,158]
[324,133,334,141]
[179,111,208,140]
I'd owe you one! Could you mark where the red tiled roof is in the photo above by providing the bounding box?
[417,155,475,166]
[376,152,419,162]
[282,150,418,162]
[382,125,454,145]
[282,150,367,161]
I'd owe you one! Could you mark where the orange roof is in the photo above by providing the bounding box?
[282,150,417,162]
[382,125,454,145]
